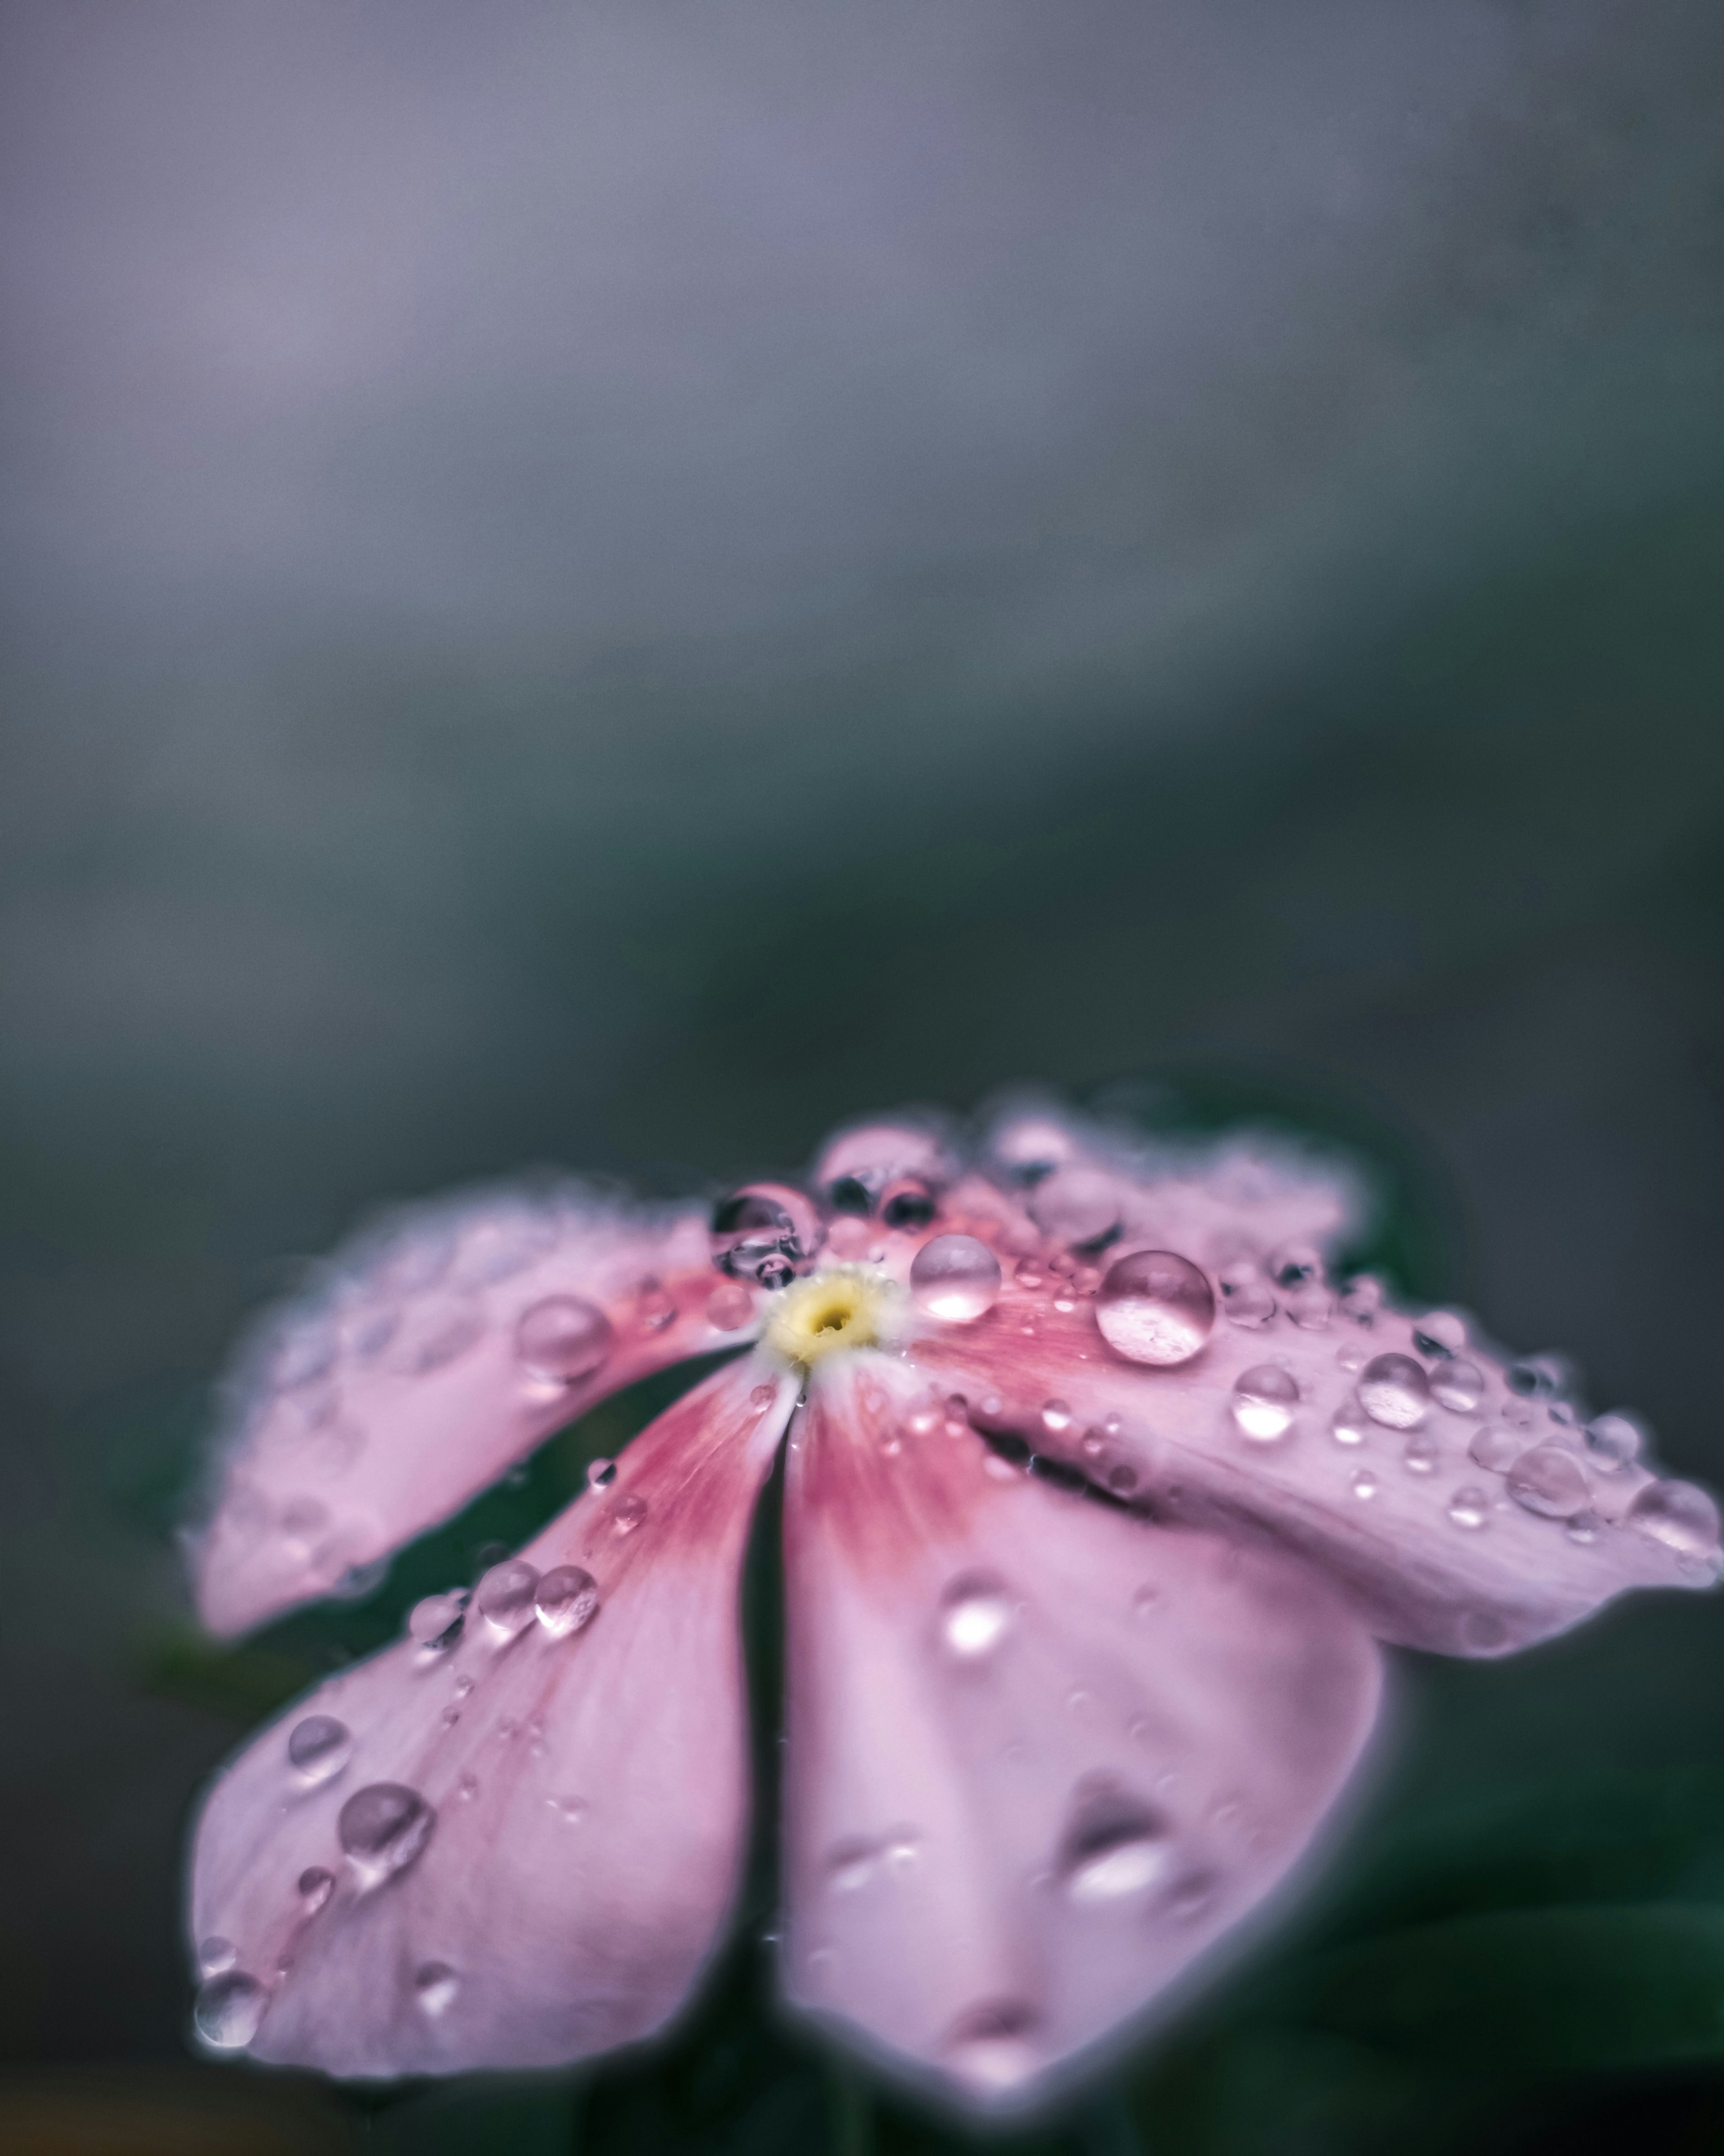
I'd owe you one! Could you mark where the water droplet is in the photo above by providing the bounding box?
[941,1576,1015,1659]
[475,1560,539,1639]
[1468,1425,1522,1473]
[338,1783,435,1888]
[1501,1395,1537,1429]
[1079,1426,1106,1457]
[586,1457,616,1490]
[1584,1412,1645,1472]
[1627,1479,1720,1560]
[452,1673,474,1698]
[1339,1276,1384,1325]
[749,1382,779,1414]
[408,1592,466,1649]
[908,1234,1003,1324]
[1566,1510,1602,1545]
[527,1565,598,1639]
[286,1715,352,1785]
[1429,1358,1485,1416]
[609,1493,648,1535]
[456,1772,478,1802]
[1095,1250,1215,1366]
[198,1936,237,1975]
[1267,1243,1323,1290]
[1506,1443,1591,1520]
[1447,1485,1491,1530]
[1402,1433,1440,1475]
[1061,1790,1170,1904]
[704,1281,756,1331]
[1040,1398,1073,1435]
[1230,1365,1299,1444]
[194,1971,267,2049]
[1358,1353,1430,1430]
[945,2000,1040,2093]
[1350,1468,1378,1500]
[880,1177,938,1231]
[633,1279,676,1332]
[388,1301,482,1376]
[515,1295,613,1384]
[1508,1354,1569,1399]
[1412,1311,1467,1357]
[1334,1340,1367,1373]
[297,1866,334,1914]
[1285,1284,1334,1331]
[1028,1167,1121,1248]
[1218,1267,1276,1329]
[711,1183,822,1283]
[827,1839,879,1892]
[1330,1399,1368,1447]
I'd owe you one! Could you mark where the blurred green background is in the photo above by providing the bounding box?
[0,3,1719,2150]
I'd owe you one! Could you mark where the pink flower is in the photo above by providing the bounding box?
[185,1104,1720,2110]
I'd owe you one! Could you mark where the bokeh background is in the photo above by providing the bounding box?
[1,3,1719,2150]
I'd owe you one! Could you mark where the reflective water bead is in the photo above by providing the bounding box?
[1230,1366,1299,1444]
[941,1577,1015,1659]
[338,1783,435,1888]
[1028,1167,1121,1248]
[297,1866,335,1914]
[407,1962,457,2017]
[1338,1275,1384,1325]
[1040,1399,1073,1435]
[1412,1310,1467,1357]
[710,1183,822,1284]
[704,1280,756,1331]
[1627,1479,1721,1560]
[1359,1354,1430,1430]
[1566,1511,1602,1545]
[1402,1433,1440,1475]
[908,1234,1003,1324]
[880,1177,938,1231]
[1505,1443,1592,1520]
[516,1295,612,1385]
[1267,1243,1323,1290]
[194,1971,267,2049]
[1061,1794,1170,1905]
[198,1936,237,1975]
[475,1559,540,1639]
[1284,1283,1334,1331]
[1218,1268,1276,1329]
[1431,1358,1486,1415]
[1469,1425,1523,1473]
[1508,1354,1569,1399]
[1447,1486,1491,1530]
[749,1383,779,1413]
[534,1565,600,1638]
[633,1279,676,1332]
[1350,1468,1378,1500]
[586,1457,616,1489]
[1584,1412,1645,1473]
[286,1714,352,1785]
[408,1592,466,1649]
[609,1493,648,1535]
[1095,1251,1215,1366]
[1329,1399,1369,1446]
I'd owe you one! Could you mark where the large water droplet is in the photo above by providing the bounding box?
[534,1565,600,1638]
[1330,1399,1369,1447]
[408,1592,466,1649]
[908,1234,1003,1324]
[710,1184,822,1284]
[1040,1399,1073,1435]
[609,1493,648,1535]
[1447,1485,1491,1530]
[1412,1311,1467,1357]
[297,1866,334,1914]
[413,1962,460,2017]
[1505,1443,1592,1520]
[1584,1412,1645,1473]
[1359,1354,1430,1430]
[1218,1265,1276,1330]
[1230,1366,1298,1443]
[1431,1358,1486,1415]
[1095,1251,1215,1366]
[339,1783,435,1888]
[1627,1479,1721,1560]
[194,1971,267,2049]
[940,1576,1015,1659]
[1061,1790,1170,1905]
[1469,1426,1523,1473]
[515,1296,613,1384]
[475,1559,539,1640]
[286,1715,352,1785]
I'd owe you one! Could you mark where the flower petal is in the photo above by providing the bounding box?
[911,1283,1719,1657]
[779,1356,1380,2112]
[194,1183,756,1635]
[188,1359,796,2075]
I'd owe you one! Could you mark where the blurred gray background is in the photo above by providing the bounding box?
[0,1,1718,2146]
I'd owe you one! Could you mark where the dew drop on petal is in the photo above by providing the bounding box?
[749,1383,779,1413]
[1412,1311,1467,1357]
[1447,1485,1491,1530]
[1402,1433,1440,1475]
[1566,1510,1602,1545]
[1218,1268,1276,1330]
[827,1839,879,1893]
[940,1576,1015,1659]
[633,1279,676,1332]
[194,1971,267,2049]
[609,1493,648,1535]
[1627,1479,1721,1560]
[339,1783,435,1888]
[908,1234,1003,1324]
[710,1184,821,1283]
[408,1592,466,1649]
[1330,1399,1369,1447]
[1469,1425,1524,1474]
[198,1936,237,1975]
[1029,1168,1121,1247]
[1339,1275,1384,1325]
[297,1866,334,1914]
[880,1177,938,1231]
[286,1715,352,1785]
[1350,1468,1378,1500]
[1230,1365,1299,1443]
[1061,1792,1171,1905]
[1506,1443,1592,1520]
[1095,1251,1215,1366]
[534,1565,600,1638]
[1585,1412,1645,1473]
[414,1961,459,2016]
[1040,1398,1073,1435]
[474,1560,539,1639]
[704,1281,756,1331]
[1431,1358,1486,1415]
[515,1295,613,1384]
[1359,1354,1430,1430]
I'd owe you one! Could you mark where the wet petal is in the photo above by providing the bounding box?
[912,1279,1719,1657]
[194,1183,759,1634]
[188,1360,796,2074]
[780,1357,1379,2111]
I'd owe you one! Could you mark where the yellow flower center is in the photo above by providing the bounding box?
[763,1265,899,1371]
